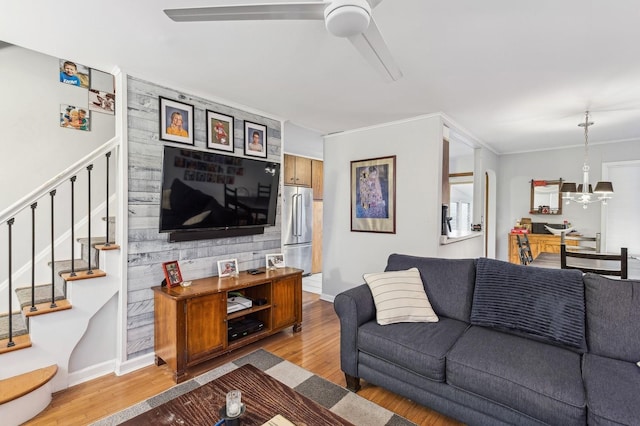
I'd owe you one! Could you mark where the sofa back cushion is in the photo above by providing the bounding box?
[471,258,587,352]
[385,254,476,322]
[584,273,640,362]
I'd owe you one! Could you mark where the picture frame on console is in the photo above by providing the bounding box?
[162,260,183,287]
[244,121,267,158]
[266,253,285,269]
[218,258,239,277]
[206,110,234,152]
[351,155,396,234]
[159,96,194,145]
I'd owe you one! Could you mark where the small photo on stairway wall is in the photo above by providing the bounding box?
[59,59,90,88]
[60,104,90,131]
[351,155,396,233]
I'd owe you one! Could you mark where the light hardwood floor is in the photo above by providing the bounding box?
[24,292,463,426]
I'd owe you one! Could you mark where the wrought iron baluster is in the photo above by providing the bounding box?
[30,203,38,312]
[50,190,57,309]
[86,165,93,275]
[6,218,15,347]
[104,152,111,247]
[69,176,77,278]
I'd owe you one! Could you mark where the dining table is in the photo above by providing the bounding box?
[530,252,640,280]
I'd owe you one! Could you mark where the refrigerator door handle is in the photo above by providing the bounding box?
[292,192,299,238]
[296,194,303,237]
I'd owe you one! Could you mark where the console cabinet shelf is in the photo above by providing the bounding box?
[153,267,303,383]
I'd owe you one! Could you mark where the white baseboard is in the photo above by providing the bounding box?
[320,293,335,303]
[68,359,116,387]
[115,353,155,376]
[66,352,156,387]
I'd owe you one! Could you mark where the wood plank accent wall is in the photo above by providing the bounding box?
[126,76,282,360]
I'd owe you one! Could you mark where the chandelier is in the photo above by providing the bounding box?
[560,111,614,209]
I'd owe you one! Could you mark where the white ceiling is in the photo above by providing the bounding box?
[2,0,640,154]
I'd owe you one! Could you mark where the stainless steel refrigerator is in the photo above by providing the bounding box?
[282,186,313,275]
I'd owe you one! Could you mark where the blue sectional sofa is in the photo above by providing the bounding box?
[333,254,640,425]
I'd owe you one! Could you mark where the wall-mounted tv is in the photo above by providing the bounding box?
[159,145,280,234]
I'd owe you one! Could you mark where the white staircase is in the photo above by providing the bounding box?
[0,247,120,425]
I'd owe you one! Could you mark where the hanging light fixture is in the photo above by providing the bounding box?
[560,111,614,209]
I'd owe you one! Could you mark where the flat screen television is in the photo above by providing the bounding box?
[159,145,280,233]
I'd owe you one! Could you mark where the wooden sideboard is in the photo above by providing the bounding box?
[508,233,578,264]
[153,267,303,383]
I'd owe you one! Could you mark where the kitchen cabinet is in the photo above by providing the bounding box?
[284,154,312,187]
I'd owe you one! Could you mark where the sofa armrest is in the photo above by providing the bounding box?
[333,284,376,378]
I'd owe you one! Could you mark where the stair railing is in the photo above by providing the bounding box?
[69,176,77,279]
[49,190,57,309]
[104,152,112,248]
[6,218,15,348]
[30,203,37,312]
[0,138,118,224]
[86,165,94,276]
[1,138,119,347]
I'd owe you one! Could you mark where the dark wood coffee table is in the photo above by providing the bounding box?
[121,364,354,425]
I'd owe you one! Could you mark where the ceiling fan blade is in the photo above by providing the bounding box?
[164,2,328,22]
[367,0,384,9]
[348,18,402,81]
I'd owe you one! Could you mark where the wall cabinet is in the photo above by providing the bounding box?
[284,154,312,187]
[508,233,578,264]
[153,268,303,383]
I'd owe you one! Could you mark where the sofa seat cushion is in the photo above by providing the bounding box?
[358,317,469,382]
[447,326,586,425]
[583,353,640,426]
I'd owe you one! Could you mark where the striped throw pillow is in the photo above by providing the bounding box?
[363,267,439,325]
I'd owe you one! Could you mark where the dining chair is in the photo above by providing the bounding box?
[560,244,628,279]
[516,234,534,265]
[257,183,271,199]
[562,231,602,253]
[224,185,252,225]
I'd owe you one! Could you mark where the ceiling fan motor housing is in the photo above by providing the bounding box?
[324,0,371,38]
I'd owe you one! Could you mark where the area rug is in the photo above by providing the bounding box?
[92,349,415,426]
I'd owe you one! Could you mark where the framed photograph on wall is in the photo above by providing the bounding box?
[162,260,183,287]
[159,96,194,145]
[244,121,267,158]
[351,155,396,234]
[60,104,90,131]
[266,253,285,269]
[59,59,90,88]
[218,258,239,277]
[206,110,234,152]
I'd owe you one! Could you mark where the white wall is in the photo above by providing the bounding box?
[322,115,484,299]
[283,121,323,159]
[0,44,115,213]
[496,140,640,260]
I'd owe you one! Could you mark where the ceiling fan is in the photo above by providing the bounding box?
[164,0,402,81]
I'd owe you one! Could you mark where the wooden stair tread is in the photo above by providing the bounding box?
[0,364,57,404]
[61,269,106,281]
[0,334,31,355]
[95,243,120,251]
[23,299,72,317]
